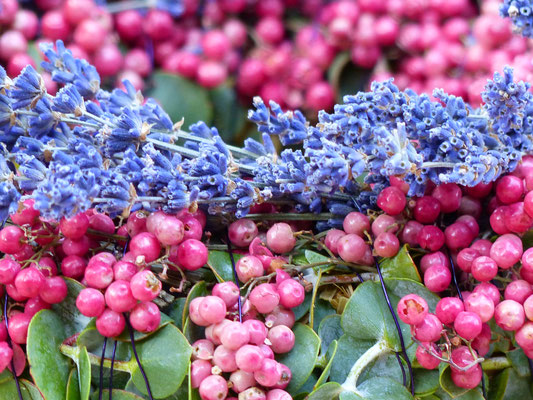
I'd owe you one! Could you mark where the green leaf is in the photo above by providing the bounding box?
[293,292,313,321]
[207,251,243,282]
[488,367,533,400]
[20,380,45,400]
[380,246,421,282]
[182,282,208,328]
[276,323,321,392]
[0,375,45,400]
[506,348,531,377]
[318,314,343,356]
[77,346,91,400]
[130,324,192,399]
[52,278,92,337]
[167,297,187,330]
[359,352,405,386]
[439,366,473,398]
[313,299,336,331]
[341,279,439,350]
[27,310,71,400]
[90,389,146,400]
[414,368,440,396]
[209,84,247,142]
[148,72,213,127]
[357,377,414,400]
[329,334,375,383]
[116,313,173,342]
[66,369,81,400]
[305,250,331,265]
[308,382,343,400]
[315,340,338,388]
[434,388,485,400]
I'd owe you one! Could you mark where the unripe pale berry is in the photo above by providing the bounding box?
[267,325,295,353]
[343,212,370,236]
[229,219,258,248]
[199,374,228,400]
[192,339,215,361]
[213,345,238,372]
[243,319,268,345]
[266,223,295,254]
[230,369,255,393]
[191,359,211,388]
[254,358,282,387]
[221,321,250,350]
[337,234,367,263]
[495,300,525,331]
[277,279,305,308]
[250,284,280,314]
[199,296,227,325]
[212,281,240,308]
[235,345,265,372]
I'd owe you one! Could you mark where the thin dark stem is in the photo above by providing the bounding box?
[3,293,22,400]
[395,352,407,387]
[481,365,487,399]
[109,340,117,400]
[126,317,153,400]
[226,232,243,323]
[351,198,414,395]
[529,358,533,382]
[98,337,108,400]
[355,272,364,284]
[446,248,463,301]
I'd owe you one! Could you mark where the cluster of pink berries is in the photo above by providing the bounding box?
[185,220,304,400]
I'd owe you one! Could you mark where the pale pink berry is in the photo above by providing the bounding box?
[324,229,345,255]
[337,234,367,263]
[130,270,162,302]
[254,358,282,387]
[229,219,258,247]
[265,307,295,328]
[199,296,227,325]
[464,292,494,323]
[343,212,370,236]
[423,264,451,293]
[473,282,501,306]
[504,280,533,304]
[220,321,250,350]
[213,281,240,308]
[213,345,238,372]
[267,389,292,400]
[130,232,161,263]
[236,344,265,372]
[236,255,264,283]
[191,359,212,388]
[250,284,280,314]
[199,374,228,400]
[153,215,184,246]
[413,314,442,342]
[277,279,305,308]
[267,325,295,353]
[192,339,215,361]
[490,233,523,269]
[495,300,525,331]
[130,302,161,333]
[266,223,295,254]
[230,369,255,393]
[243,319,268,345]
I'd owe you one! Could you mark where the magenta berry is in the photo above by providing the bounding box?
[504,280,533,303]
[0,258,21,285]
[130,232,161,263]
[229,219,259,247]
[212,281,240,308]
[250,284,280,314]
[84,262,114,289]
[473,282,501,306]
[413,314,442,342]
[377,186,406,215]
[129,302,161,333]
[191,359,212,389]
[266,223,295,254]
[397,294,429,325]
[343,212,370,236]
[0,226,25,254]
[464,292,494,323]
[0,342,13,373]
[181,216,203,241]
[24,297,51,317]
[130,270,162,302]
[471,256,498,282]
[416,342,441,370]
[267,325,295,353]
[113,261,138,281]
[199,375,228,400]
[524,295,533,321]
[456,248,480,273]
[76,288,106,317]
[7,313,31,344]
[495,300,525,331]
[444,222,473,250]
[277,279,305,308]
[413,196,441,223]
[417,225,445,252]
[189,297,210,327]
[496,175,524,204]
[237,256,265,285]
[435,297,464,325]
[39,276,67,304]
[60,213,89,240]
[516,321,533,350]
[424,264,452,293]
[15,267,44,298]
[490,233,523,269]
[236,344,265,372]
[324,229,346,255]
[177,239,208,271]
[431,183,462,213]
[199,296,227,325]
[96,309,126,337]
[454,311,482,340]
[105,280,137,313]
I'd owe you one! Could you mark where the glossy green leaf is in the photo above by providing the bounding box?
[329,334,375,383]
[209,84,247,142]
[90,389,146,399]
[20,380,45,400]
[182,282,208,328]
[434,387,485,400]
[414,368,440,396]
[342,279,439,350]
[130,324,192,398]
[305,250,332,265]
[167,297,186,330]
[357,377,414,400]
[488,367,533,400]
[276,323,321,392]
[116,313,173,343]
[308,382,343,400]
[77,320,132,362]
[439,366,473,398]
[318,314,343,356]
[77,346,91,400]
[293,292,313,321]
[506,348,530,377]
[52,278,92,337]
[313,299,336,331]
[0,375,44,400]
[359,351,405,385]
[27,310,71,400]
[148,72,213,127]
[207,251,243,282]
[380,246,421,282]
[66,369,81,400]
[315,340,338,388]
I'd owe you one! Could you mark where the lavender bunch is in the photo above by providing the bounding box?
[0,40,531,227]
[501,0,533,37]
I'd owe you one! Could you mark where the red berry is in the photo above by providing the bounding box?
[129,302,161,333]
[105,280,137,313]
[96,309,125,337]
[130,270,162,302]
[377,187,406,215]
